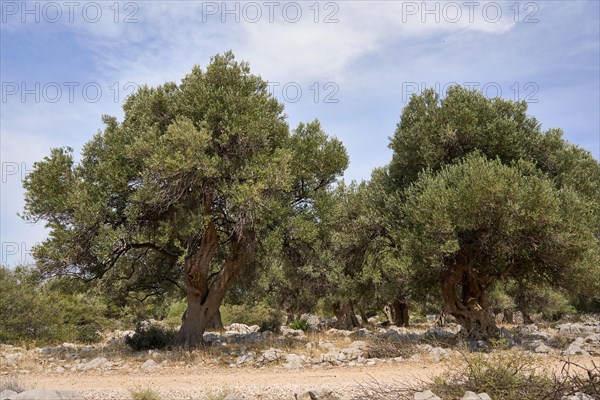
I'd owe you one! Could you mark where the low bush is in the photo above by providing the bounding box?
[75,323,103,344]
[205,388,234,400]
[551,359,599,399]
[288,319,310,332]
[0,375,30,393]
[125,322,177,351]
[221,303,283,328]
[130,389,162,400]
[408,313,427,324]
[353,351,598,400]
[430,351,554,399]
[0,266,111,345]
[259,317,282,333]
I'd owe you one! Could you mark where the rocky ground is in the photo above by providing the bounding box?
[1,317,599,399]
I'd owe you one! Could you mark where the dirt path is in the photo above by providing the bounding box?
[23,362,444,399]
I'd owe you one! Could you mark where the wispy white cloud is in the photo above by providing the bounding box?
[10,1,517,84]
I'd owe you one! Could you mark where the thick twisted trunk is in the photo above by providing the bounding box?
[207,308,223,330]
[384,296,410,327]
[441,263,498,339]
[357,302,369,326]
[177,220,254,348]
[333,300,361,330]
[178,290,212,348]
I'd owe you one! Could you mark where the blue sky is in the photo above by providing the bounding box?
[1,0,599,266]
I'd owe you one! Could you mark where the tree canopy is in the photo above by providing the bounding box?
[22,71,600,343]
[387,87,600,337]
[22,52,348,346]
[399,154,599,336]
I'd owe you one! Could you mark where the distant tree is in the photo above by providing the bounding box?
[249,173,401,330]
[388,87,600,338]
[0,265,109,344]
[244,120,349,323]
[22,52,347,347]
[328,176,410,328]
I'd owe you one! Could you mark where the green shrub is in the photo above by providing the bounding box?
[409,313,427,324]
[0,266,112,345]
[163,300,187,328]
[221,302,283,329]
[75,323,103,344]
[288,319,310,332]
[259,318,282,333]
[488,337,512,351]
[130,389,162,400]
[125,322,176,351]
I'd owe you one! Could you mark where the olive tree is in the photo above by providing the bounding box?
[388,86,600,338]
[22,52,347,347]
[400,154,598,337]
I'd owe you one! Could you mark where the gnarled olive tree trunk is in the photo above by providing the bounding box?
[333,300,361,330]
[441,262,498,339]
[206,309,223,330]
[383,296,410,327]
[177,221,254,348]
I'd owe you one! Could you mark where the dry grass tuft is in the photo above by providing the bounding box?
[352,349,600,400]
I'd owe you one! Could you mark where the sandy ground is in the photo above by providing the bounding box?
[16,362,445,399]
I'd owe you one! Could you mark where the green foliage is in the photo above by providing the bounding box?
[572,295,600,314]
[0,266,59,343]
[21,52,347,343]
[245,121,351,319]
[125,322,176,351]
[489,279,577,322]
[259,319,282,334]
[163,299,187,328]
[512,281,576,321]
[288,319,310,332]
[220,303,283,330]
[487,283,516,314]
[408,313,427,324]
[130,389,162,400]
[401,154,598,298]
[389,86,600,200]
[0,265,109,345]
[75,323,103,344]
[386,86,600,334]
